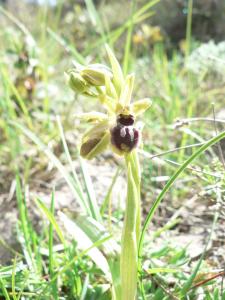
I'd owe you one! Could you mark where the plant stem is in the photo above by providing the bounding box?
[120,151,141,300]
[131,150,141,244]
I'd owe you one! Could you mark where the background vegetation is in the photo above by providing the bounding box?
[0,0,225,299]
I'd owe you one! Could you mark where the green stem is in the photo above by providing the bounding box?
[120,152,140,300]
[131,150,141,244]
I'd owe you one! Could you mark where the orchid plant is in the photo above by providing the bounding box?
[66,45,151,300]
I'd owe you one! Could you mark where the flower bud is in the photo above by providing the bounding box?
[81,64,112,86]
[67,70,88,93]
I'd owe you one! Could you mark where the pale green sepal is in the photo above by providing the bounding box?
[80,131,110,160]
[86,63,112,74]
[105,74,118,99]
[75,112,108,123]
[82,120,109,143]
[105,44,124,96]
[120,73,135,106]
[131,98,152,116]
[99,94,116,113]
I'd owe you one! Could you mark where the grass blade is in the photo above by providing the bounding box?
[56,116,90,216]
[64,212,119,256]
[138,130,225,261]
[11,121,91,215]
[123,0,136,75]
[11,257,17,300]
[0,277,11,300]
[134,0,160,19]
[48,191,58,300]
[1,68,33,129]
[100,167,121,216]
[36,198,66,246]
[16,176,34,270]
[47,28,85,64]
[180,200,219,297]
[79,158,102,222]
[58,212,111,279]
[83,0,159,55]
[0,6,35,43]
[84,0,106,39]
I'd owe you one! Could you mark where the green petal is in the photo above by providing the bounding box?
[98,94,116,113]
[131,98,152,116]
[105,73,118,99]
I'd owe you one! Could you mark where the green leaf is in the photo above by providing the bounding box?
[64,212,119,256]
[58,212,112,279]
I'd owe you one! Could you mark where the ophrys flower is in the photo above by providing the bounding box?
[67,46,151,159]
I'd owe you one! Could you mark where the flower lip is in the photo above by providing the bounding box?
[117,114,135,126]
[110,125,139,154]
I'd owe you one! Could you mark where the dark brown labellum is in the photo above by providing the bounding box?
[110,125,139,153]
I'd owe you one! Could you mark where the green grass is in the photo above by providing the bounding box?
[0,0,225,299]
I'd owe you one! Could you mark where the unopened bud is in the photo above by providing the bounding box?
[67,71,88,93]
[81,64,112,86]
